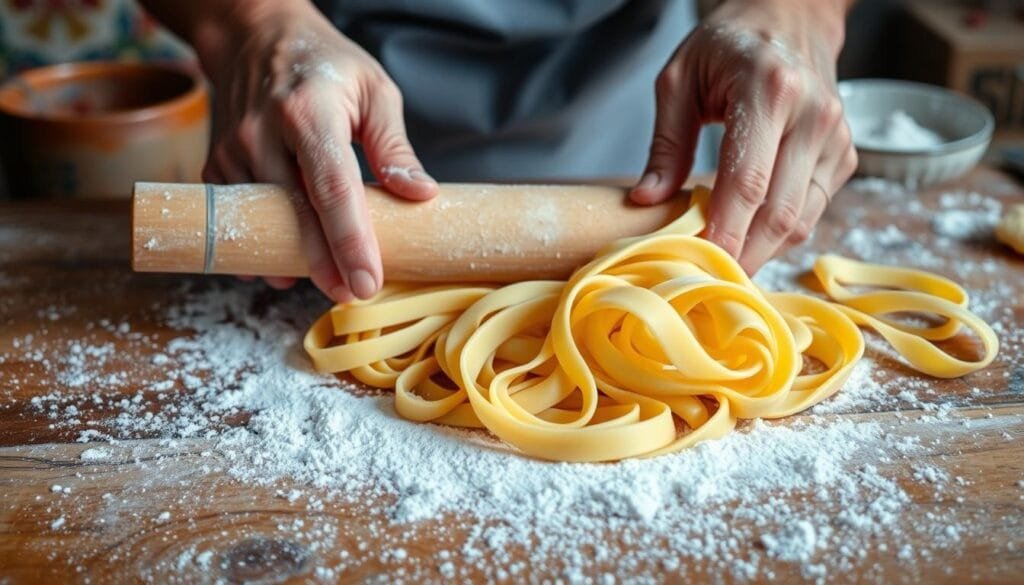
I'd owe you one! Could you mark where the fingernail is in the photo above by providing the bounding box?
[637,171,660,190]
[348,269,378,299]
[409,169,437,184]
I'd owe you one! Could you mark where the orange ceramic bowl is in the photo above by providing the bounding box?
[0,61,209,198]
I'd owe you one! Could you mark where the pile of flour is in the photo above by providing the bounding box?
[849,110,945,152]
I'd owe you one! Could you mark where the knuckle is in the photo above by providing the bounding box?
[235,118,261,158]
[358,64,395,100]
[374,131,413,158]
[649,132,683,160]
[276,87,314,127]
[378,77,403,103]
[361,60,388,83]
[815,97,843,133]
[764,202,801,238]
[270,52,291,80]
[273,37,296,59]
[308,173,358,214]
[763,64,801,101]
[655,67,681,99]
[789,222,813,244]
[731,168,772,208]
[713,228,744,256]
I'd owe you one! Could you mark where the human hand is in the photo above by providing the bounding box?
[630,0,857,273]
[192,0,437,300]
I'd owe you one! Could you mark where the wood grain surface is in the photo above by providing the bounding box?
[1,168,1023,584]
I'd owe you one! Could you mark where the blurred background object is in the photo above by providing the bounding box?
[0,61,208,198]
[0,0,191,78]
[0,0,199,198]
[896,0,1024,153]
[839,79,994,186]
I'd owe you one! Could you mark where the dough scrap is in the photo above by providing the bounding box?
[996,204,1024,254]
[304,186,999,462]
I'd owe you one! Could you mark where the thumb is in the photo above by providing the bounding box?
[359,81,439,201]
[630,73,701,205]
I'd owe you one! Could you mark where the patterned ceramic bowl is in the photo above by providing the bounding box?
[0,61,208,198]
[839,79,993,188]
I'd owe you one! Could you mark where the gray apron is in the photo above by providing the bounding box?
[316,0,710,181]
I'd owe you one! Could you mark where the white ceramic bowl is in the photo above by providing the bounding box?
[838,79,993,187]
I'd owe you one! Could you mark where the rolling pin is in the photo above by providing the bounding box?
[131,182,692,282]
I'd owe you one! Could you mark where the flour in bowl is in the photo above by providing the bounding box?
[850,110,945,152]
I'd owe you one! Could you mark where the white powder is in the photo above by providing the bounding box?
[932,210,997,241]
[380,165,413,182]
[760,520,820,563]
[195,551,214,568]
[754,257,812,292]
[931,191,1002,241]
[315,62,343,83]
[811,358,886,414]
[7,175,1022,581]
[841,224,942,267]
[8,280,967,580]
[523,198,562,245]
[912,464,950,485]
[845,177,909,198]
[29,275,1009,580]
[80,448,110,461]
[850,110,945,152]
[724,103,751,174]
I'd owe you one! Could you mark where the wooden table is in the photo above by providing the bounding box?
[1,168,1023,584]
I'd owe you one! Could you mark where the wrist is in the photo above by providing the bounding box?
[713,0,848,60]
[188,0,317,79]
[794,0,848,58]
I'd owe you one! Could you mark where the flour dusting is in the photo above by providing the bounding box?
[7,276,1008,582]
[931,190,1002,242]
[2,173,1022,582]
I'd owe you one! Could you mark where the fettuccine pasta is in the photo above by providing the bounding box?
[304,186,998,462]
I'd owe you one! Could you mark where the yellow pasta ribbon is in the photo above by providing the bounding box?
[304,186,998,462]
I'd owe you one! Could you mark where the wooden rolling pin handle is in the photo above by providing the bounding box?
[131,182,692,282]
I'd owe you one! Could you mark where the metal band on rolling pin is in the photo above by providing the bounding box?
[131,182,694,283]
[204,183,216,274]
